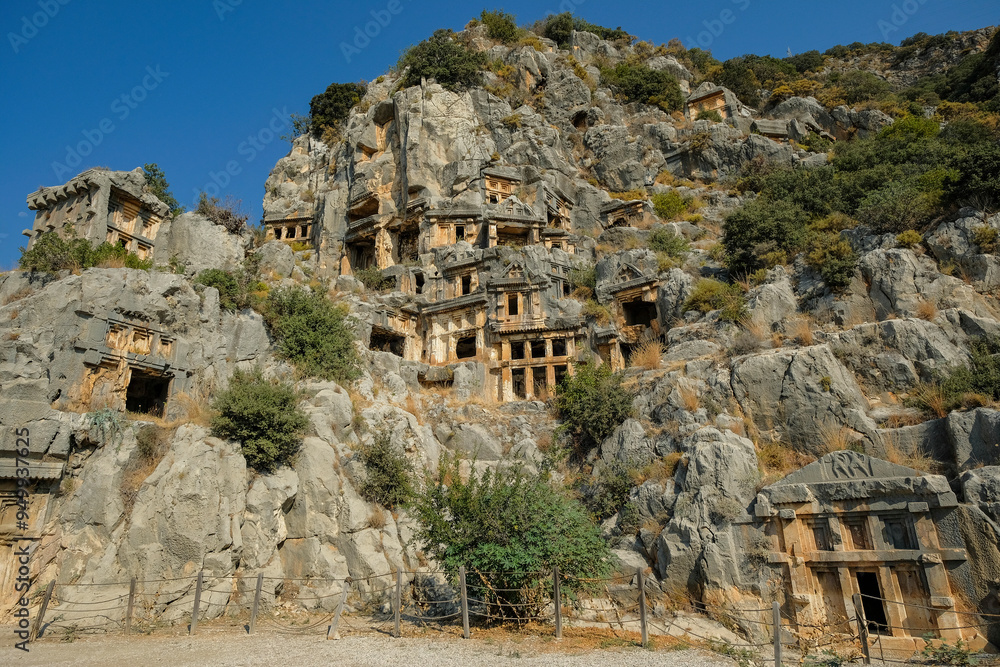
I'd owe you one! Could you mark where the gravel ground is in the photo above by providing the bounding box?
[1,630,738,666]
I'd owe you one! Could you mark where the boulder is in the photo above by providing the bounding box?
[153,212,247,275]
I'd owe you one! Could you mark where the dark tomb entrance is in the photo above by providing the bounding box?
[126,370,170,417]
[856,571,889,634]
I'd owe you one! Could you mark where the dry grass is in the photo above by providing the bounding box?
[910,384,949,419]
[120,424,174,518]
[4,332,18,341]
[786,316,814,346]
[884,436,935,473]
[1,287,33,305]
[628,339,664,369]
[97,256,127,269]
[171,392,214,428]
[756,440,815,484]
[883,412,927,428]
[367,505,387,531]
[915,299,938,321]
[819,422,862,454]
[9,309,19,320]
[740,314,769,342]
[632,452,684,484]
[677,385,700,412]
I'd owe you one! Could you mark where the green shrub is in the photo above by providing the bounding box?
[211,367,309,473]
[555,360,634,452]
[398,29,487,91]
[972,225,999,254]
[411,454,612,619]
[480,9,519,44]
[358,430,414,509]
[648,228,690,257]
[600,62,683,112]
[651,191,690,220]
[581,459,635,521]
[895,229,923,248]
[838,70,891,104]
[355,266,395,291]
[194,255,262,311]
[799,132,833,153]
[18,232,152,274]
[262,287,361,383]
[919,634,979,667]
[682,278,747,322]
[785,50,823,74]
[696,109,723,122]
[804,216,858,290]
[723,198,810,275]
[569,265,596,290]
[142,163,182,214]
[309,82,366,133]
[540,12,632,47]
[855,180,936,233]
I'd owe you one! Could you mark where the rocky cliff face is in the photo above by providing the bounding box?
[3,21,1000,645]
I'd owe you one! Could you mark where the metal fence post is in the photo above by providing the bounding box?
[189,570,204,635]
[249,572,263,635]
[393,570,402,638]
[328,577,351,640]
[853,593,871,665]
[459,566,470,639]
[125,577,136,636]
[772,601,782,667]
[637,568,648,647]
[553,566,562,639]
[29,580,55,642]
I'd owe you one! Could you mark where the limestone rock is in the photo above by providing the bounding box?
[153,212,247,275]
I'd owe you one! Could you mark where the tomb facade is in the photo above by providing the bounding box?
[23,168,170,258]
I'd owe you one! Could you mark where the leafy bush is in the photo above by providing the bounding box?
[358,430,414,509]
[309,82,366,133]
[19,232,152,274]
[723,198,810,275]
[211,367,309,473]
[480,9,519,44]
[539,12,631,47]
[142,163,182,214]
[398,29,487,91]
[262,287,361,383]
[785,50,823,74]
[555,360,634,452]
[600,63,683,112]
[411,454,612,619]
[855,180,936,233]
[355,266,395,291]
[972,225,999,253]
[648,228,690,257]
[683,278,747,322]
[896,229,923,248]
[837,70,891,104]
[196,193,249,233]
[580,459,635,521]
[569,265,596,291]
[696,108,723,122]
[919,634,979,667]
[651,191,690,220]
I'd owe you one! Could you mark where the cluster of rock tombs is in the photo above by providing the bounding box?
[2,17,1000,655]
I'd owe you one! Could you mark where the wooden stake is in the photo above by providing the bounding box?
[327,577,351,640]
[125,577,136,636]
[190,570,204,636]
[637,568,648,647]
[29,580,55,642]
[772,601,782,667]
[393,570,402,638]
[853,593,871,665]
[249,572,263,635]
[553,566,562,639]
[459,566,470,639]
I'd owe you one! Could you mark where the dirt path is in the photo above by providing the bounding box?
[1,627,738,666]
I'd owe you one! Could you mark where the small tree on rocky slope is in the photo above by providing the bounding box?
[554,360,635,453]
[211,367,308,473]
[411,455,612,619]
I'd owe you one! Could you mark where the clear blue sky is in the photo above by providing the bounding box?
[0,0,996,269]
